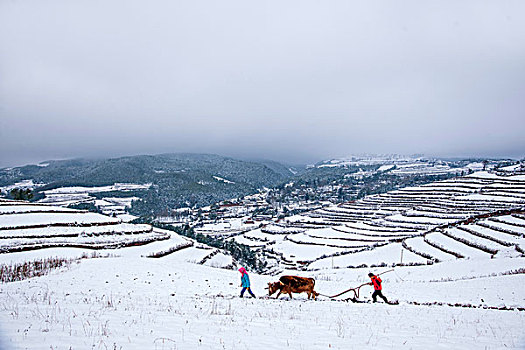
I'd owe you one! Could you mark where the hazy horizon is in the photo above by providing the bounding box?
[1,1,524,168]
[1,150,523,170]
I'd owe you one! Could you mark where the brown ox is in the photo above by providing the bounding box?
[268,276,318,300]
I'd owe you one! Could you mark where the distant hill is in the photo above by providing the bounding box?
[247,159,305,177]
[0,153,293,215]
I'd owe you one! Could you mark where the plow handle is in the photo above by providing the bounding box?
[326,282,369,299]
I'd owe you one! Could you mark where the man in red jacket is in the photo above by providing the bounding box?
[368,273,389,303]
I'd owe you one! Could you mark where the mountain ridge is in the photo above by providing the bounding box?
[0,153,293,214]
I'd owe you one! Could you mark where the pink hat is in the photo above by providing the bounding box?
[238,267,247,274]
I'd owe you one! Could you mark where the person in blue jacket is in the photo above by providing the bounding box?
[238,267,256,298]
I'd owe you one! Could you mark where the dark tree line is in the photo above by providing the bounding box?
[6,188,34,201]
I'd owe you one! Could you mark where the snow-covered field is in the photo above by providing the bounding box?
[0,233,524,349]
[33,183,151,216]
[316,156,485,176]
[260,171,525,269]
[0,200,165,252]
[1,169,525,348]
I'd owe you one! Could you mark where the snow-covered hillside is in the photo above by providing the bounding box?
[227,170,525,270]
[316,155,485,176]
[0,199,165,252]
[1,170,524,349]
[0,231,524,349]
[37,183,152,219]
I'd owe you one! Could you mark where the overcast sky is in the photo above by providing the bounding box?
[1,0,524,167]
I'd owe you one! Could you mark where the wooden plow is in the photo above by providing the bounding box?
[317,269,394,302]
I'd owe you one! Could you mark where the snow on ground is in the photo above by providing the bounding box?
[37,195,92,206]
[460,194,525,202]
[425,232,491,259]
[0,180,44,193]
[468,224,525,252]
[195,219,257,235]
[447,227,510,253]
[243,228,277,239]
[377,164,395,172]
[309,243,428,269]
[1,239,524,349]
[1,170,525,348]
[335,225,412,238]
[203,252,233,268]
[0,201,167,252]
[196,222,235,232]
[0,212,120,229]
[213,176,235,184]
[385,214,456,225]
[270,240,357,262]
[0,223,151,238]
[32,184,150,217]
[467,171,525,181]
[287,232,371,248]
[0,247,103,265]
[116,214,138,222]
[343,221,410,232]
[103,197,140,207]
[0,205,79,215]
[496,215,525,226]
[481,219,525,234]
[0,231,163,251]
[137,228,189,252]
[231,235,267,247]
[169,246,215,264]
[312,257,525,307]
[42,183,151,195]
[404,236,457,261]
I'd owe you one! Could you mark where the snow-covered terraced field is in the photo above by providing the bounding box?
[401,215,525,262]
[343,221,417,233]
[0,212,120,229]
[404,236,457,261]
[252,170,525,270]
[1,231,524,349]
[309,243,428,269]
[446,227,509,253]
[202,250,234,267]
[492,215,525,227]
[0,230,166,252]
[42,183,151,195]
[202,171,525,271]
[286,232,373,248]
[29,183,151,216]
[267,239,349,262]
[1,171,525,348]
[425,231,492,259]
[0,223,152,238]
[233,235,268,248]
[480,219,525,235]
[0,200,167,252]
[384,213,457,225]
[0,204,79,215]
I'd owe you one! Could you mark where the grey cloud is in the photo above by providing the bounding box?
[1,0,524,167]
